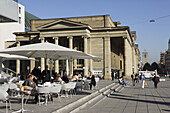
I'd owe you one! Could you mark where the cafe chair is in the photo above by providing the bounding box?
[0,90,11,113]
[50,84,62,102]
[37,86,50,105]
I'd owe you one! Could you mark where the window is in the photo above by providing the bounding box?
[13,0,18,2]
[19,7,21,14]
[120,60,122,69]
[19,17,21,24]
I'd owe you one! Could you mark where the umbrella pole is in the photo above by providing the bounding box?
[0,58,2,75]
[70,58,73,77]
[49,59,53,82]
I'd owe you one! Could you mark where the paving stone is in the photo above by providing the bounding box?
[78,79,170,113]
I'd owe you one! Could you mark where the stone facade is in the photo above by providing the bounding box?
[5,15,140,79]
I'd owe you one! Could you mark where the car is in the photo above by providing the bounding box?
[139,71,158,79]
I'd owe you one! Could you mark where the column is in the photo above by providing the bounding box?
[104,37,111,80]
[132,42,135,73]
[0,58,2,74]
[90,60,93,72]
[40,37,45,72]
[30,58,35,73]
[73,47,77,69]
[124,37,129,77]
[68,36,73,76]
[46,58,50,69]
[16,41,20,74]
[30,35,35,72]
[83,36,88,76]
[66,60,69,75]
[54,37,59,73]
[89,38,93,72]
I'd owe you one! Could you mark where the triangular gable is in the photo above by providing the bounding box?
[37,19,89,30]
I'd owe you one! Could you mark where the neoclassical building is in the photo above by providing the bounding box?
[5,15,140,79]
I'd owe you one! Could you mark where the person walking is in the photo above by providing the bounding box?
[152,74,160,88]
[131,72,135,86]
[111,71,115,81]
[89,75,96,90]
[135,73,139,83]
[140,73,146,89]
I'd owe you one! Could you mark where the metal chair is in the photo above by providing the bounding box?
[8,83,18,96]
[94,77,100,89]
[75,81,83,92]
[83,80,91,90]
[50,84,62,102]
[12,86,32,113]
[0,83,9,91]
[69,82,77,96]
[37,86,51,105]
[43,82,51,87]
[22,86,33,104]
[61,82,76,98]
[0,90,11,113]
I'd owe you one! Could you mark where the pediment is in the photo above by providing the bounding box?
[37,19,89,30]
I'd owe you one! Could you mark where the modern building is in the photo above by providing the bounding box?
[0,2,39,73]
[5,15,140,79]
[0,3,25,50]
[0,0,18,22]
[142,51,148,66]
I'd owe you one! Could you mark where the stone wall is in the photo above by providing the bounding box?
[90,37,104,70]
[31,15,116,32]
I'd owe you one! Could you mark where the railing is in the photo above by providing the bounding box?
[1,68,17,77]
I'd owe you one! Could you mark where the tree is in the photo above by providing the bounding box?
[143,62,151,71]
[150,62,159,71]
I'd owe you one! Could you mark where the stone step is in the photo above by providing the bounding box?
[53,82,119,113]
[75,83,121,112]
[70,83,121,113]
[70,83,123,113]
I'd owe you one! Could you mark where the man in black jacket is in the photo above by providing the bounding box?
[152,74,160,88]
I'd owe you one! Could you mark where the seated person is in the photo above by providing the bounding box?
[56,74,64,83]
[78,72,83,79]
[119,77,127,86]
[22,74,38,103]
[62,73,69,83]
[23,74,37,88]
[70,75,79,81]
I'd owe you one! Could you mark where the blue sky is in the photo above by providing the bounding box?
[19,0,170,64]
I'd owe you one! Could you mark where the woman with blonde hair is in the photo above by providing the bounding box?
[56,73,63,83]
[140,73,146,89]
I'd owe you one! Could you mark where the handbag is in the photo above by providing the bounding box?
[144,81,147,86]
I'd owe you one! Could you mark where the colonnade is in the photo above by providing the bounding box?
[16,35,90,77]
[15,35,138,79]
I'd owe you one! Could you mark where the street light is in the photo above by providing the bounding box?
[150,20,155,22]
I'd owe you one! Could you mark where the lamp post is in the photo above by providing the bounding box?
[150,20,155,22]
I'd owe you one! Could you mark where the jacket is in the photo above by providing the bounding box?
[140,75,146,80]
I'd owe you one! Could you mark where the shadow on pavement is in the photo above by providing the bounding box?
[134,94,170,99]
[108,93,170,106]
[162,109,170,112]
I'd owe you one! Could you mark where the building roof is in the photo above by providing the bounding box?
[25,11,40,31]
